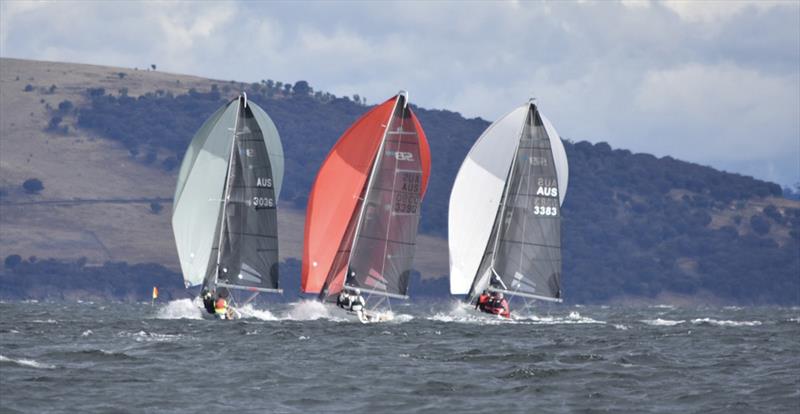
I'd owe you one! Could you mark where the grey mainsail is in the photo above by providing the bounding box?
[468,103,563,303]
[344,94,425,299]
[209,101,280,293]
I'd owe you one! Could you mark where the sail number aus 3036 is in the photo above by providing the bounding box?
[252,197,274,209]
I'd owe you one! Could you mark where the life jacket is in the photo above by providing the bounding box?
[214,299,227,315]
[477,294,490,306]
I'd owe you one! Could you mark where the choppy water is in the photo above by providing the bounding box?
[1,300,798,413]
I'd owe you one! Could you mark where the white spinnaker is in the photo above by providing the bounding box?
[448,103,569,295]
[448,106,528,295]
[172,101,239,287]
[542,114,568,205]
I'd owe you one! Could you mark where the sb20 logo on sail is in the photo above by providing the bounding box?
[386,150,414,161]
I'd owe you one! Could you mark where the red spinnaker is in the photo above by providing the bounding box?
[301,95,430,294]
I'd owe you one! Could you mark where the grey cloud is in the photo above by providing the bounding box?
[1,0,797,185]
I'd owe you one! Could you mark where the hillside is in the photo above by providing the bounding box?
[1,58,798,304]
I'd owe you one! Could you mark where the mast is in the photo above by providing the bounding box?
[342,92,405,293]
[212,96,243,288]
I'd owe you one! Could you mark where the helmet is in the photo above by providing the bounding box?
[496,292,504,299]
[354,288,361,295]
[215,298,227,309]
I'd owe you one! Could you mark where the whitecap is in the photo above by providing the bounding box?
[613,324,629,330]
[31,319,57,324]
[0,355,55,369]
[119,331,184,342]
[641,318,685,326]
[81,330,93,337]
[690,318,761,327]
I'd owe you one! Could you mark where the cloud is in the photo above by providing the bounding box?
[1,0,798,185]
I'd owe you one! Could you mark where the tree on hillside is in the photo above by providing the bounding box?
[4,254,22,269]
[293,81,311,96]
[22,178,44,194]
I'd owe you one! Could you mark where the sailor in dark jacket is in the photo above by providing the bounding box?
[201,289,216,315]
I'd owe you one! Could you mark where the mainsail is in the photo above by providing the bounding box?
[172,94,284,295]
[448,101,568,304]
[302,92,431,302]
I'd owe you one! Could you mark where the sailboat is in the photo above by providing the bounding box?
[448,99,568,317]
[172,93,284,319]
[301,91,431,322]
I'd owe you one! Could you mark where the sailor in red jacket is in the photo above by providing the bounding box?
[476,290,511,318]
[493,292,511,318]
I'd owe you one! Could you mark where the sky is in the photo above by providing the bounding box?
[2,0,798,187]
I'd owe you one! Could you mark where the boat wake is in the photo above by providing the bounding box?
[428,302,606,325]
[154,299,204,320]
[236,304,278,321]
[284,300,336,321]
[428,301,510,324]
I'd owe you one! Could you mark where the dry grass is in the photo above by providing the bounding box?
[0,58,448,278]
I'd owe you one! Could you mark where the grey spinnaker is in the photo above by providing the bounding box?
[172,94,283,297]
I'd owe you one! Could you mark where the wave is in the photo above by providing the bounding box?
[0,355,56,369]
[690,318,761,327]
[118,330,185,342]
[641,318,685,326]
[517,311,606,325]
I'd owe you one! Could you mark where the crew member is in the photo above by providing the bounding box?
[337,290,352,310]
[350,289,365,312]
[201,289,216,315]
[476,290,491,311]
[214,297,229,319]
[494,292,511,319]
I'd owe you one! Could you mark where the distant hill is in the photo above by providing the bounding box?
[1,58,797,304]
